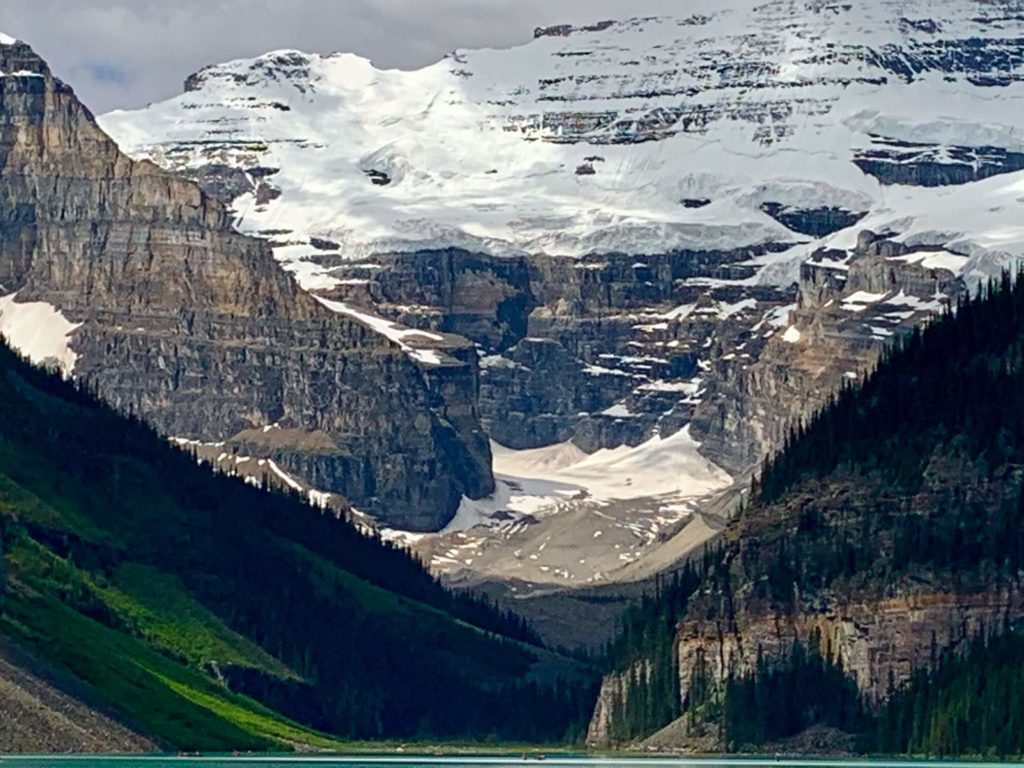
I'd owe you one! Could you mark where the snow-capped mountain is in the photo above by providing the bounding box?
[102,0,1024,290]
[95,0,1024,598]
[0,32,494,533]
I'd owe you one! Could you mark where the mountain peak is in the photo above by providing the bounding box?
[0,34,52,78]
[104,0,1024,273]
[533,19,618,38]
[183,48,329,94]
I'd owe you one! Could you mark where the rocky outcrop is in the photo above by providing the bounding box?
[321,249,536,352]
[691,230,965,475]
[588,401,1024,747]
[759,204,866,237]
[854,139,1024,186]
[586,664,634,746]
[0,39,492,530]
[324,246,796,454]
[308,227,958,480]
[676,589,1024,715]
[588,586,1024,748]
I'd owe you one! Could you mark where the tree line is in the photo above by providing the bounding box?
[598,269,1024,752]
[0,338,598,743]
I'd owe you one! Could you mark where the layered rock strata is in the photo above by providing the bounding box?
[0,39,492,530]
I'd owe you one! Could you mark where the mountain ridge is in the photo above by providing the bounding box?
[101,0,1024,271]
[89,0,1024,597]
[589,270,1024,753]
[0,34,493,531]
[0,333,594,750]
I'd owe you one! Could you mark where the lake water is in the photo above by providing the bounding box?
[0,758,1021,768]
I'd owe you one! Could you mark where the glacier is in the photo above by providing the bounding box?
[92,0,1024,594]
[100,0,1024,294]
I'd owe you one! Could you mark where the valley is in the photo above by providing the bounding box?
[4,0,1024,754]
[87,0,1024,626]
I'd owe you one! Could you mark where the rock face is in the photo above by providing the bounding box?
[0,38,492,531]
[587,353,1024,748]
[691,230,965,474]
[854,140,1024,186]
[587,587,1024,748]
[587,458,1024,747]
[324,246,795,454]
[72,0,1024,596]
[95,0,1024,492]
[674,590,1024,711]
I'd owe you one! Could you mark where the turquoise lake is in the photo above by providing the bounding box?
[1,758,1022,768]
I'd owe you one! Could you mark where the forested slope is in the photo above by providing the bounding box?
[594,272,1024,755]
[0,341,595,751]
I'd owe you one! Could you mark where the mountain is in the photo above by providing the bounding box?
[588,270,1024,754]
[0,33,492,532]
[99,0,1024,264]
[0,335,595,751]
[94,0,1024,601]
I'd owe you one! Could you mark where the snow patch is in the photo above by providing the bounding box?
[717,298,757,319]
[441,427,731,534]
[782,326,802,344]
[266,459,304,493]
[841,291,888,313]
[766,304,796,329]
[601,402,634,418]
[96,2,1024,293]
[884,290,945,313]
[308,489,334,508]
[890,250,970,273]
[0,33,17,46]
[0,294,81,374]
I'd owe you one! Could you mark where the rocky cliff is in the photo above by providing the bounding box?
[691,230,965,474]
[0,37,492,530]
[95,0,1024,544]
[588,586,1024,748]
[588,458,1024,747]
[587,270,1024,747]
[323,245,794,454]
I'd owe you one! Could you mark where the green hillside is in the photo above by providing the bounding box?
[0,341,596,750]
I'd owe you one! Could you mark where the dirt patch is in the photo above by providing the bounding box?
[0,637,155,753]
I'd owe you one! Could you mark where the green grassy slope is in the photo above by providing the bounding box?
[0,342,596,750]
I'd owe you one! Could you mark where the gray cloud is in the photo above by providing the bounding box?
[1,0,681,114]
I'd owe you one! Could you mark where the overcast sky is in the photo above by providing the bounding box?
[1,0,673,115]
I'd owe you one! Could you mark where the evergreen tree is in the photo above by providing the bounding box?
[601,269,1024,753]
[0,337,599,744]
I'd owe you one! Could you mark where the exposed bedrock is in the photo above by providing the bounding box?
[690,229,967,475]
[327,245,798,454]
[588,586,1024,748]
[854,139,1024,186]
[0,40,491,531]
[588,449,1024,747]
[758,203,866,237]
